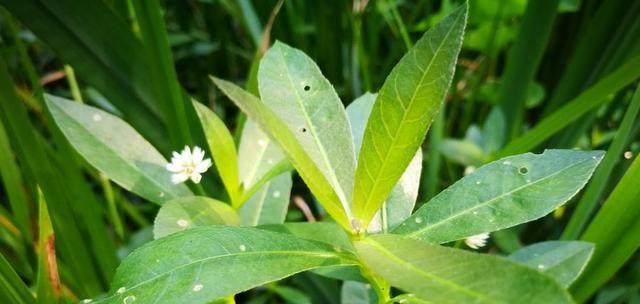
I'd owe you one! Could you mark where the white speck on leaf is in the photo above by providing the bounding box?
[166,146,212,184]
[82,299,93,304]
[123,295,136,304]
[538,264,545,270]
[475,181,481,185]
[257,139,267,147]
[239,245,247,252]
[159,192,165,198]
[117,287,126,294]
[267,159,274,164]
[92,114,102,122]
[272,191,281,198]
[177,219,189,227]
[192,284,203,292]
[414,217,423,224]
[502,161,511,165]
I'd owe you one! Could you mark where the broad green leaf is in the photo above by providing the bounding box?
[346,94,423,233]
[571,155,640,302]
[36,191,61,304]
[356,234,572,303]
[238,119,287,190]
[508,241,594,287]
[210,77,350,230]
[95,226,357,304]
[240,172,292,226]
[258,222,354,253]
[341,281,376,304]
[46,95,193,205]
[237,119,291,203]
[153,197,239,239]
[194,102,241,205]
[259,41,356,215]
[353,4,467,226]
[259,223,364,282]
[394,150,603,243]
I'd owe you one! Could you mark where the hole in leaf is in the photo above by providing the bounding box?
[519,167,529,175]
[299,127,307,133]
[303,85,311,91]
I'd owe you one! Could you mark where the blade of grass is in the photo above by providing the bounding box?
[562,85,640,239]
[485,0,559,146]
[0,252,34,304]
[0,59,104,296]
[0,0,168,151]
[35,189,61,304]
[0,117,32,242]
[495,54,640,158]
[570,154,640,302]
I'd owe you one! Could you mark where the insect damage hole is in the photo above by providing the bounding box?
[298,126,308,133]
[303,85,311,91]
[518,166,529,175]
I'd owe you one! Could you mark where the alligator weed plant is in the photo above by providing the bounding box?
[45,3,604,304]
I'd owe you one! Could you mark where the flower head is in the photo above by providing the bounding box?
[166,146,212,184]
[464,233,489,250]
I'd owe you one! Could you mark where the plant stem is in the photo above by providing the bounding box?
[64,65,83,103]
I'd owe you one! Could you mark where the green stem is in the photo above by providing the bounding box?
[100,173,124,240]
[64,65,83,103]
[389,1,412,51]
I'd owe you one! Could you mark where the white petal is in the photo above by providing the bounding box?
[464,233,489,250]
[181,146,192,160]
[192,146,205,163]
[190,173,202,183]
[195,158,212,173]
[165,162,184,173]
[171,172,189,184]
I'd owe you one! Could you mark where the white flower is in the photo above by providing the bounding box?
[166,146,212,184]
[464,233,489,249]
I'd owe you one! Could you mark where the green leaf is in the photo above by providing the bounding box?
[571,155,640,302]
[194,102,241,205]
[353,4,467,226]
[258,222,355,253]
[0,252,34,304]
[210,77,350,230]
[356,234,572,303]
[46,95,193,205]
[346,93,423,233]
[95,226,357,304]
[394,150,603,243]
[508,241,594,287]
[259,41,356,216]
[240,172,292,226]
[440,139,486,167]
[36,190,61,304]
[153,197,239,239]
[237,119,291,203]
[341,281,376,304]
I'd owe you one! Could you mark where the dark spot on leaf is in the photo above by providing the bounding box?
[303,85,311,91]
[519,166,529,174]
[299,127,307,133]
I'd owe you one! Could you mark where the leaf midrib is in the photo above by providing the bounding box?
[362,238,498,303]
[359,10,463,216]
[274,49,352,217]
[105,250,355,300]
[408,157,594,238]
